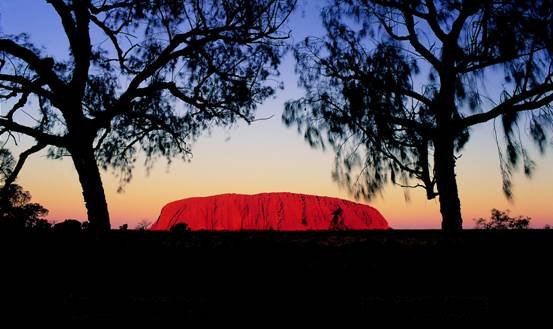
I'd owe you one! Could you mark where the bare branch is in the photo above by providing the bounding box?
[0,39,65,94]
[0,118,65,146]
[89,1,130,14]
[0,74,54,100]
[89,14,138,74]
[251,114,274,122]
[402,11,441,68]
[46,0,77,48]
[424,0,447,41]
[1,142,46,189]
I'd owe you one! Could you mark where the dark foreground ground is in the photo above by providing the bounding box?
[1,230,552,325]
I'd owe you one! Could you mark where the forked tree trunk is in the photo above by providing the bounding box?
[69,144,111,231]
[434,135,463,231]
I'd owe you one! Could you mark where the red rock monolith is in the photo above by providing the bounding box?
[151,192,389,231]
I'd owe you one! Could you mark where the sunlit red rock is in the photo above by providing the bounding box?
[151,192,389,231]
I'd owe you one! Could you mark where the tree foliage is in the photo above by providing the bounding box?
[284,0,553,229]
[1,0,295,185]
[1,149,49,229]
[1,0,296,229]
[0,184,49,229]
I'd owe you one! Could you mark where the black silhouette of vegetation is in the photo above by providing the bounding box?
[0,0,296,231]
[170,222,191,234]
[135,219,151,231]
[474,208,531,230]
[0,148,49,230]
[0,184,50,231]
[53,218,84,233]
[284,0,553,230]
[2,229,553,324]
[329,207,348,230]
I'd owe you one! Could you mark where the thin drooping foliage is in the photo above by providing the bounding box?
[284,0,553,230]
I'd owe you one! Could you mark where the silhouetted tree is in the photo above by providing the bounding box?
[0,148,49,230]
[0,184,50,230]
[474,209,531,229]
[0,0,296,231]
[284,0,553,230]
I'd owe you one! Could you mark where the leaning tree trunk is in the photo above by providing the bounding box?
[69,143,111,231]
[433,135,463,231]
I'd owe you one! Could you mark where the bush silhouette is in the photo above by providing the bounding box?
[53,219,83,233]
[170,223,191,234]
[135,220,151,231]
[474,209,531,230]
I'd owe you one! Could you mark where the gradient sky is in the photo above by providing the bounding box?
[1,1,552,228]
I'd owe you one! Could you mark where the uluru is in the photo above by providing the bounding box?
[151,192,389,231]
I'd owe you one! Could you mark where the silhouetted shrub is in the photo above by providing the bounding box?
[170,223,191,234]
[474,209,531,230]
[53,219,83,233]
[119,224,129,231]
[32,218,52,232]
[81,221,90,231]
[135,220,151,231]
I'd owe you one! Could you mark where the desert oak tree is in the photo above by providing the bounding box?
[0,0,296,230]
[284,0,553,230]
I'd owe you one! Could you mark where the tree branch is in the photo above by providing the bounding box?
[0,118,65,146]
[0,74,54,100]
[89,14,137,73]
[1,142,46,188]
[424,0,447,41]
[0,39,65,94]
[461,84,553,127]
[70,0,92,96]
[46,0,77,49]
[402,11,441,68]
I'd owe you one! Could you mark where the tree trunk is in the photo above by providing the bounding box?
[69,144,111,231]
[434,136,463,231]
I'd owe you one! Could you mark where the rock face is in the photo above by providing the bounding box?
[151,192,389,231]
